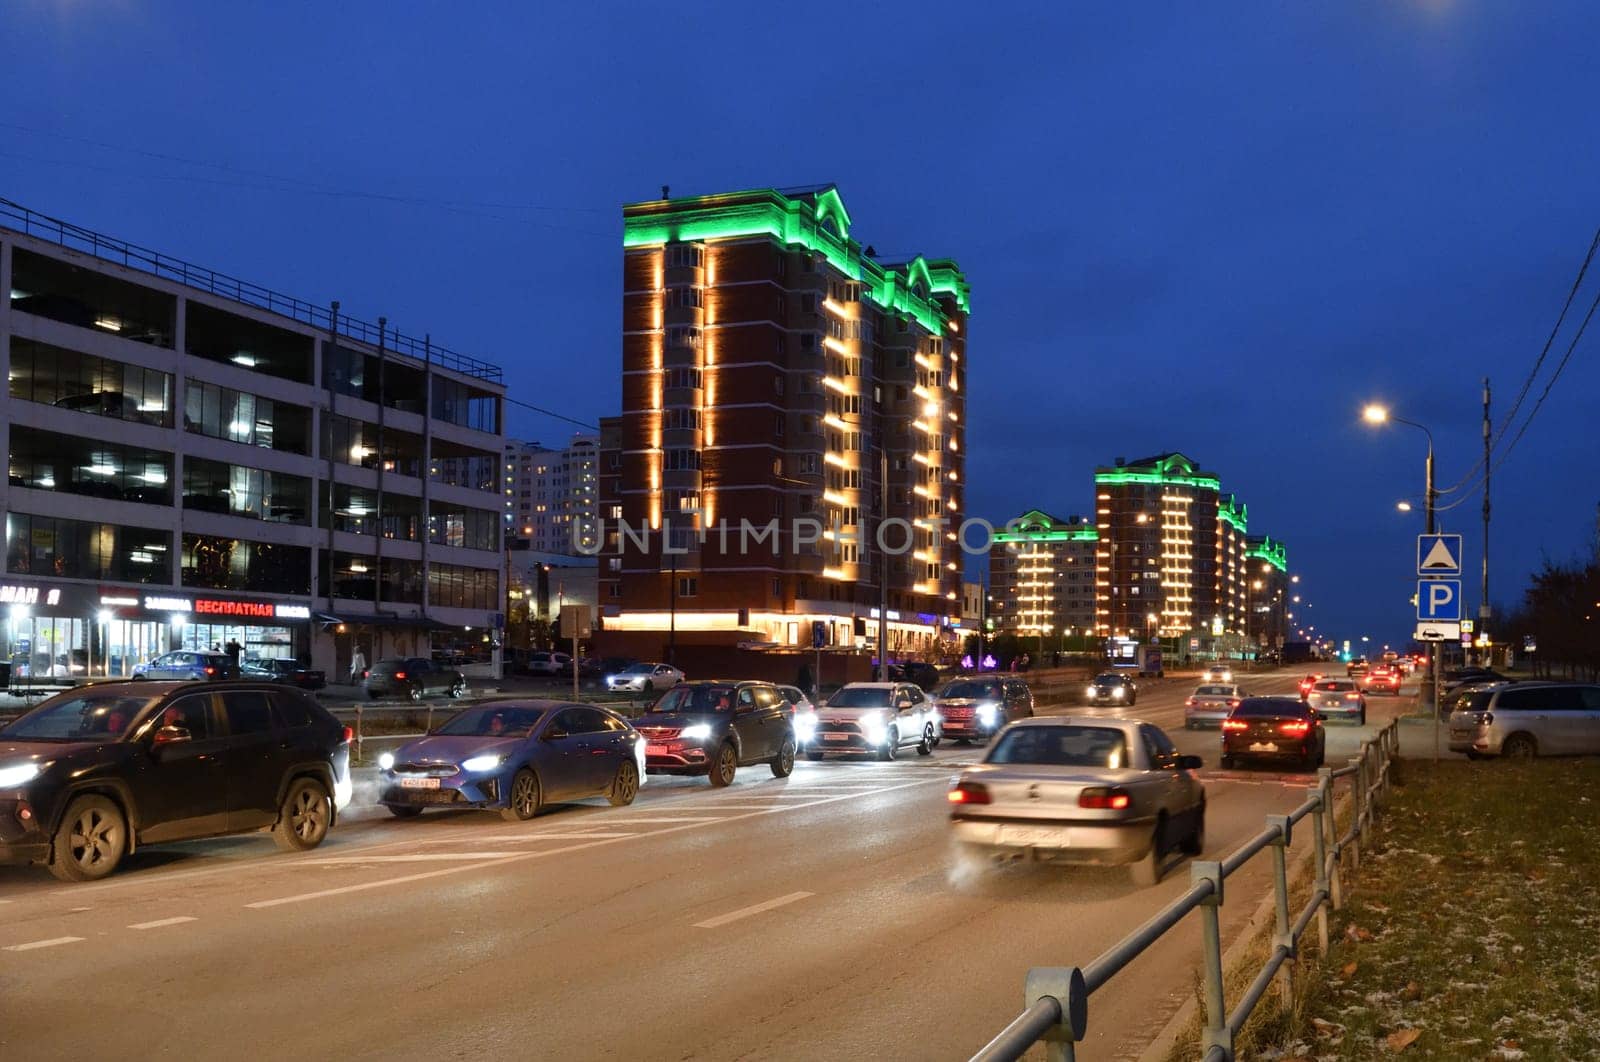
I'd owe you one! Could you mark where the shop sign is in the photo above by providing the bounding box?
[144,595,193,612]
[193,597,310,620]
[0,584,61,606]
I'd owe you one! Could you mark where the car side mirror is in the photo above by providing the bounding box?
[153,725,191,746]
[1177,754,1203,771]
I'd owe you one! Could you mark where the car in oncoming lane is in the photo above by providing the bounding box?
[632,681,795,786]
[378,701,643,819]
[947,718,1205,885]
[1221,696,1326,771]
[0,682,352,881]
[930,676,1033,744]
[605,662,685,694]
[1306,678,1367,725]
[1184,684,1244,729]
[364,657,467,702]
[1201,664,1234,684]
[808,682,939,761]
[1084,672,1138,707]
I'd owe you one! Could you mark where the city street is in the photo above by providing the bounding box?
[0,668,1410,1061]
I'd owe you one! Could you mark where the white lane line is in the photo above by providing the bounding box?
[438,831,639,843]
[302,852,525,865]
[244,777,942,910]
[588,816,722,824]
[670,802,826,812]
[693,891,814,929]
[128,916,197,931]
[4,936,84,952]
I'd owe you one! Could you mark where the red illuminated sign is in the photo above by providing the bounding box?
[195,598,277,618]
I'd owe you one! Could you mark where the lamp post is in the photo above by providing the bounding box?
[1363,404,1436,535]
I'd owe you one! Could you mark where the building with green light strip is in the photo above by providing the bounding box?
[599,185,971,664]
[989,511,1099,635]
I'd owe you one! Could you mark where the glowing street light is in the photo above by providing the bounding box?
[1397,500,1413,512]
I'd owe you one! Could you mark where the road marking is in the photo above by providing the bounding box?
[670,802,824,812]
[590,816,721,824]
[693,891,814,929]
[129,917,197,930]
[4,936,84,952]
[302,852,526,865]
[437,831,639,843]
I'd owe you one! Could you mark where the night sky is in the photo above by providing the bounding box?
[4,1,1597,650]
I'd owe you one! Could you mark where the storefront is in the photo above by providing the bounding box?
[0,579,312,681]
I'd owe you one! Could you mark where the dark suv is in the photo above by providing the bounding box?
[631,680,796,786]
[0,682,353,881]
[931,676,1034,743]
[364,657,467,701]
[1085,671,1139,706]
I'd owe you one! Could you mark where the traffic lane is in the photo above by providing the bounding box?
[0,764,1318,1062]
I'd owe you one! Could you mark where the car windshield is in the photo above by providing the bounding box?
[1316,681,1354,692]
[827,687,894,708]
[1092,674,1124,685]
[436,706,546,737]
[988,725,1131,769]
[938,680,1002,700]
[1234,698,1307,718]
[652,685,736,713]
[620,664,655,675]
[0,694,158,742]
[1196,685,1233,696]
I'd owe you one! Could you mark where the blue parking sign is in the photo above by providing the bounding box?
[1416,579,1462,621]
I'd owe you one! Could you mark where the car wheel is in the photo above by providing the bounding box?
[770,736,796,778]
[708,743,738,787]
[1359,709,1367,726]
[387,804,423,819]
[131,674,145,681]
[502,769,541,821]
[878,727,899,762]
[805,749,826,762]
[273,778,332,851]
[48,795,126,882]
[450,681,467,699]
[1129,817,1166,886]
[608,760,640,806]
[917,724,935,756]
[1502,734,1536,760]
[1127,696,1137,707]
[407,684,423,703]
[1220,754,1236,770]
[1180,800,1206,856]
[642,681,654,694]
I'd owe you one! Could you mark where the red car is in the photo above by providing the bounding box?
[1297,673,1324,700]
[1364,666,1401,695]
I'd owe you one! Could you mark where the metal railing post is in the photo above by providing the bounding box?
[1192,861,1232,1059]
[1349,757,1364,874]
[1317,767,1342,910]
[426,703,435,734]
[1266,814,1295,1006]
[355,702,363,763]
[1023,967,1088,1062]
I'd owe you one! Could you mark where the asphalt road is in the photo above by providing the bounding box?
[0,666,1409,1061]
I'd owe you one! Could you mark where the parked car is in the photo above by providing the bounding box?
[522,651,572,676]
[1084,672,1138,707]
[1201,664,1234,684]
[1447,682,1600,759]
[632,681,795,786]
[1221,697,1326,770]
[364,657,467,701]
[1363,666,1402,696]
[1443,667,1509,694]
[930,676,1033,744]
[0,681,352,881]
[377,701,643,819]
[605,662,684,694]
[947,718,1205,885]
[888,661,942,692]
[808,682,940,761]
[1306,678,1367,725]
[775,685,814,716]
[242,658,327,690]
[133,651,240,681]
[1184,684,1244,729]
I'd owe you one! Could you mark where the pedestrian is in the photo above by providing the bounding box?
[349,646,367,685]
[224,639,242,666]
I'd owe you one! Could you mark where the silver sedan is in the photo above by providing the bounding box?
[947,717,1206,885]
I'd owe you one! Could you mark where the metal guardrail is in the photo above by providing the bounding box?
[971,720,1400,1062]
[0,196,503,384]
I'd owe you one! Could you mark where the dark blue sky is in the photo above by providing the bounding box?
[5,1,1597,649]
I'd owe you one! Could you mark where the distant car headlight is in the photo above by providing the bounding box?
[1112,686,1126,699]
[793,712,818,741]
[377,752,395,770]
[0,762,41,789]
[976,702,999,725]
[461,754,503,772]
[679,723,714,741]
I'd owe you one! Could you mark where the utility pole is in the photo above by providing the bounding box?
[877,446,889,681]
[1480,377,1491,666]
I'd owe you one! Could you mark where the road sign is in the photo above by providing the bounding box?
[1417,579,1462,621]
[1415,622,1460,641]
[1417,534,1463,577]
[1460,619,1475,633]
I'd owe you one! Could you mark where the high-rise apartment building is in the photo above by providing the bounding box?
[603,185,970,663]
[503,434,599,555]
[988,511,1098,635]
[0,198,506,680]
[1245,535,1290,650]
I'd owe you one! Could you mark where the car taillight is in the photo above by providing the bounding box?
[1185,698,1197,707]
[204,667,216,675]
[1222,719,1249,731]
[1228,699,1241,708]
[1279,720,1311,736]
[394,671,407,680]
[1345,694,1360,701]
[1079,787,1131,810]
[341,726,354,743]
[947,782,991,805]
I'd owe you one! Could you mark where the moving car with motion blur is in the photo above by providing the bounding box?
[1084,672,1138,707]
[947,718,1205,885]
[808,682,940,760]
[0,682,352,881]
[1306,678,1367,724]
[364,657,467,702]
[1201,664,1234,684]
[605,662,685,694]
[378,701,643,819]
[633,681,795,785]
[1221,696,1326,770]
[1297,673,1325,700]
[1184,684,1244,729]
[930,676,1033,744]
[1447,682,1600,760]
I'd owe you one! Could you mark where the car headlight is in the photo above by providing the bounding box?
[461,754,503,773]
[976,702,999,725]
[377,752,395,770]
[0,762,41,789]
[793,713,818,741]
[859,712,889,744]
[1112,686,1126,698]
[1086,685,1099,698]
[679,723,714,741]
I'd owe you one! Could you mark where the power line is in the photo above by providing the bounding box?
[504,395,600,433]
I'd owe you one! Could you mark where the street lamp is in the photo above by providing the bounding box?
[1363,403,1436,534]
[1396,500,1413,513]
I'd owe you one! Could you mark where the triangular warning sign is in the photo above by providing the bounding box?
[1421,538,1458,570]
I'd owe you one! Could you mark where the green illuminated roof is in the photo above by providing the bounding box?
[993,509,1099,543]
[622,187,970,332]
[1094,452,1220,491]
[1246,536,1288,572]
[1218,495,1248,533]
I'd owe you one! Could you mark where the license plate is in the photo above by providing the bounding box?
[646,743,668,756]
[399,777,440,789]
[1000,825,1062,847]
[824,733,849,742]
[1249,742,1278,753]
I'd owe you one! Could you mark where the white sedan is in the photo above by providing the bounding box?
[605,663,684,693]
[947,717,1205,885]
